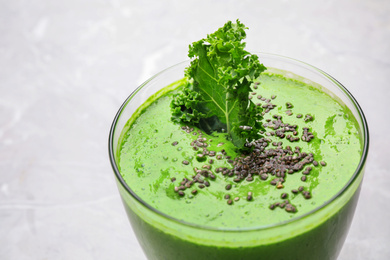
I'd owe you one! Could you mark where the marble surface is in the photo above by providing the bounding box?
[1,0,389,259]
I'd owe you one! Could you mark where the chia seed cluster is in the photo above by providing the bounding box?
[171,92,327,214]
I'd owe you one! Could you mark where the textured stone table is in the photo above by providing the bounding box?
[1,0,389,259]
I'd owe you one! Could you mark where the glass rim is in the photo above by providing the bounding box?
[108,52,370,232]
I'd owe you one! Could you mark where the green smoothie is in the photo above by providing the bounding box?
[118,71,361,228]
[114,68,364,259]
[110,21,368,260]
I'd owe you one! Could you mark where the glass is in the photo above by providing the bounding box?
[109,53,369,260]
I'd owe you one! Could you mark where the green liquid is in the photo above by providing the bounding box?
[116,70,363,259]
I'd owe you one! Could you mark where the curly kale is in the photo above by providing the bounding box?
[171,20,266,150]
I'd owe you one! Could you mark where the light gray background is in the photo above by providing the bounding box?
[1,0,389,259]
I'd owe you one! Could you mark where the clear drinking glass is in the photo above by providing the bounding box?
[109,53,369,260]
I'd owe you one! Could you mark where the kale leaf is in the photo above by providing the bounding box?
[171,20,266,150]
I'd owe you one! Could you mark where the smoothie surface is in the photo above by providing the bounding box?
[117,70,362,229]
